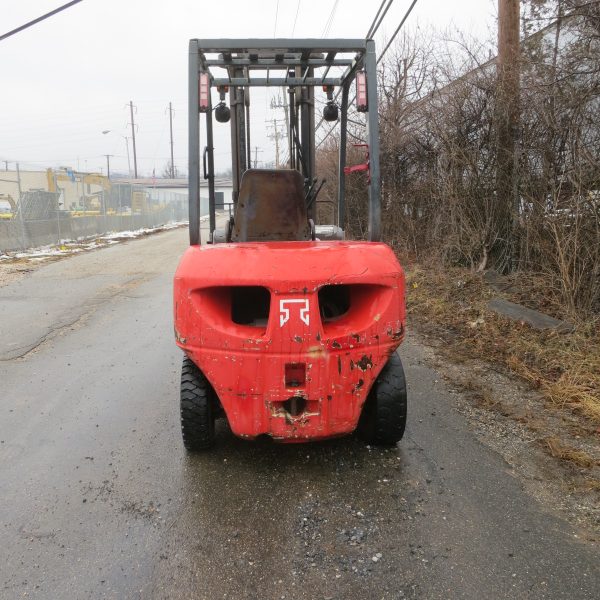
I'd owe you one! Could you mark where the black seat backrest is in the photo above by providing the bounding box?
[231,169,311,242]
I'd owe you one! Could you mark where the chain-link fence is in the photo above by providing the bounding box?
[0,184,192,252]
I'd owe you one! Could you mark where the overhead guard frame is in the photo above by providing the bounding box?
[188,38,381,245]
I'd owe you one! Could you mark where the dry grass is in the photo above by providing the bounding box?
[405,263,600,425]
[542,437,599,469]
[584,479,600,492]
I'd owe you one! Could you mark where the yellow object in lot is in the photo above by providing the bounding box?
[70,210,101,217]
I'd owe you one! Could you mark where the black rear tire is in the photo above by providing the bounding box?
[357,352,407,445]
[180,356,215,451]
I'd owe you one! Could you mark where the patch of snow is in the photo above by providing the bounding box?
[1,219,191,261]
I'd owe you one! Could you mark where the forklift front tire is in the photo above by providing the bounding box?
[357,352,407,445]
[180,356,215,451]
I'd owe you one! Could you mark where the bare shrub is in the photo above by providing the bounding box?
[317,12,600,316]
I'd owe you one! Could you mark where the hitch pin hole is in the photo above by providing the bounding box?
[282,396,306,417]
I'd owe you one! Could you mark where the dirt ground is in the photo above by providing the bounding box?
[404,264,600,534]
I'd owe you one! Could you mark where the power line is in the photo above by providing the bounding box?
[286,0,393,165]
[314,0,394,137]
[367,0,395,39]
[378,0,419,65]
[366,0,387,39]
[366,0,388,39]
[291,0,301,36]
[273,0,280,36]
[321,0,340,37]
[316,0,420,149]
[0,0,84,42]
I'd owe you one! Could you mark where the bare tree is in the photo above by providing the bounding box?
[319,15,600,314]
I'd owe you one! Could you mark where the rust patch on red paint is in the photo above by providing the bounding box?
[354,379,364,392]
[387,324,405,340]
[356,355,373,372]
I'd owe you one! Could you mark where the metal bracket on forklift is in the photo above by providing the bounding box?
[188,38,382,246]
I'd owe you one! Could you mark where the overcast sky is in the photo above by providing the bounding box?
[1,0,497,176]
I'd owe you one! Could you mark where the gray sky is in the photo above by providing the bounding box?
[1,0,497,176]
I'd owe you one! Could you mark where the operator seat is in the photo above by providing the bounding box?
[230,169,311,242]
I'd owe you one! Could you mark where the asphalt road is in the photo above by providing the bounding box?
[1,227,598,600]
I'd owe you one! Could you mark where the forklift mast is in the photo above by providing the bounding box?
[188,39,381,245]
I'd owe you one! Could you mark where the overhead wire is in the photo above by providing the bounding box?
[291,0,301,37]
[0,0,84,42]
[378,0,419,65]
[366,0,388,39]
[273,0,280,36]
[267,0,280,126]
[321,0,340,37]
[367,0,395,39]
[282,0,393,163]
[316,0,420,149]
[313,1,396,138]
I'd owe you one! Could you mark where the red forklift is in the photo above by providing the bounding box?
[174,39,407,449]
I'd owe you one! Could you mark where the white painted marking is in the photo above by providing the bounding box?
[279,299,310,327]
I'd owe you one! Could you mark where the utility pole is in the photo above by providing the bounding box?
[124,136,132,177]
[16,162,22,201]
[15,162,27,248]
[129,100,138,178]
[266,118,286,168]
[104,154,113,179]
[271,90,290,144]
[168,102,175,178]
[253,146,263,168]
[496,0,520,272]
[272,120,280,168]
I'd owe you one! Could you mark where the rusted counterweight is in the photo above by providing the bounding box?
[174,241,405,441]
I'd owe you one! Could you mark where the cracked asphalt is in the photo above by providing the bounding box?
[1,226,599,599]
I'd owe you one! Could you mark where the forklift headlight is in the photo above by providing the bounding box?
[215,102,231,123]
[323,102,338,122]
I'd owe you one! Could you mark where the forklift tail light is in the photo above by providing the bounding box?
[199,73,210,113]
[356,72,368,112]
